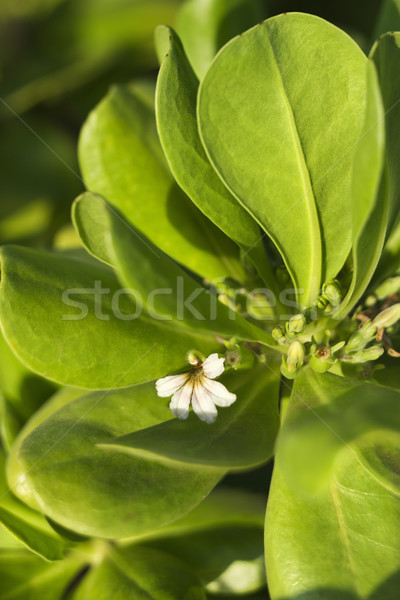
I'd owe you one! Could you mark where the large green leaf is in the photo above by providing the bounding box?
[72,545,206,600]
[78,83,245,282]
[371,33,400,231]
[266,371,400,599]
[175,0,265,79]
[7,383,223,538]
[373,0,400,43]
[276,369,400,494]
[198,14,368,306]
[0,245,224,389]
[144,487,266,537]
[0,549,84,600]
[266,454,400,599]
[100,363,280,470]
[155,27,280,296]
[72,192,276,346]
[338,61,386,316]
[371,33,400,281]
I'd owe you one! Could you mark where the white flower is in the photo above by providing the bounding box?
[155,353,237,424]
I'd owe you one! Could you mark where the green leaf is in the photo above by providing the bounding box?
[72,545,206,600]
[266,371,400,599]
[198,14,368,306]
[72,192,276,346]
[0,245,223,389]
[0,549,84,600]
[137,488,267,595]
[146,487,266,536]
[276,369,400,494]
[100,362,280,470]
[175,0,265,79]
[371,33,400,280]
[78,83,245,282]
[373,0,400,41]
[371,33,400,230]
[141,527,265,596]
[338,61,386,316]
[155,27,280,296]
[7,383,223,538]
[266,450,400,599]
[0,448,68,561]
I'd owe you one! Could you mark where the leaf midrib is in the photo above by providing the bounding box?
[264,27,322,304]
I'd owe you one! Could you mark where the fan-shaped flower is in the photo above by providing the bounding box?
[155,353,237,424]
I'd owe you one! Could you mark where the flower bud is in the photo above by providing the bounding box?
[372,304,400,330]
[342,345,384,364]
[288,313,306,334]
[344,321,376,353]
[315,295,329,310]
[322,279,341,306]
[287,340,305,365]
[280,355,298,380]
[272,326,287,346]
[330,341,345,354]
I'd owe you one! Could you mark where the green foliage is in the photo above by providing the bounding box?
[2,2,400,598]
[198,14,369,306]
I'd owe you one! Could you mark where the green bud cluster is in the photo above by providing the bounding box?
[314,279,342,313]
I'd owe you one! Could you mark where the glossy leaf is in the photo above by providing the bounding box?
[72,192,276,346]
[198,14,368,305]
[0,245,224,389]
[175,0,265,79]
[371,33,400,229]
[373,0,400,42]
[339,61,386,316]
[276,369,400,494]
[73,545,206,600]
[100,362,280,470]
[147,487,266,536]
[371,32,400,280]
[78,83,245,282]
[266,445,400,599]
[155,27,280,295]
[7,383,223,538]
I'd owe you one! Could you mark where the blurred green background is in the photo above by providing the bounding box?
[0,0,390,251]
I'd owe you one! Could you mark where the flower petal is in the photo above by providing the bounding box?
[192,382,218,424]
[202,353,225,379]
[155,373,189,398]
[203,378,237,407]
[170,381,193,420]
